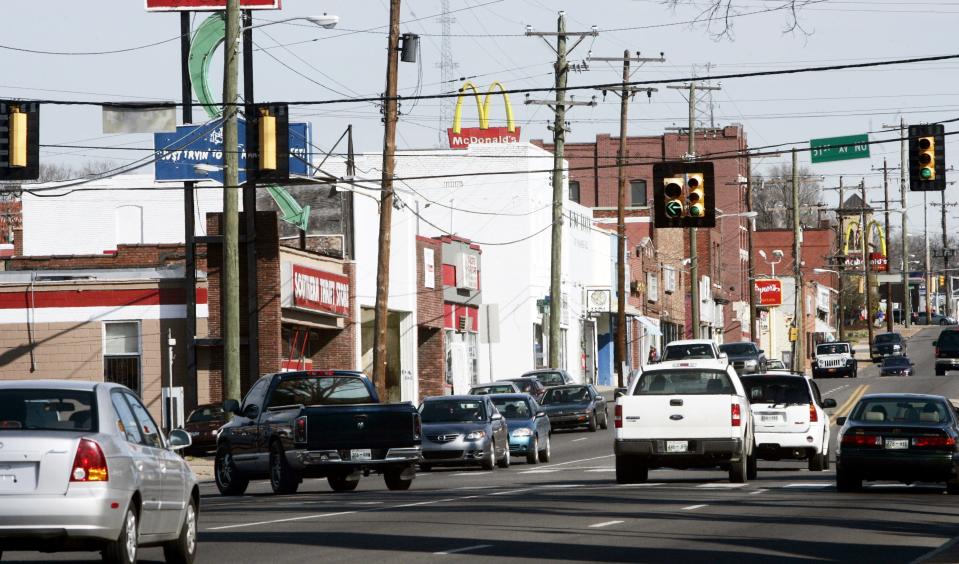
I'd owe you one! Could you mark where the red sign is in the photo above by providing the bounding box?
[754,279,783,307]
[869,252,888,272]
[145,0,280,11]
[292,265,350,316]
[447,127,522,150]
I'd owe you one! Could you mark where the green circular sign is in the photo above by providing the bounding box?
[665,200,683,218]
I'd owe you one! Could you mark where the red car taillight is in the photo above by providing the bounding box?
[731,403,742,427]
[413,414,422,438]
[841,433,882,447]
[808,403,818,423]
[70,439,108,482]
[294,416,308,444]
[912,436,956,448]
[614,404,623,429]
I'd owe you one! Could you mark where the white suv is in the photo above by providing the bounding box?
[740,373,837,471]
[661,339,726,363]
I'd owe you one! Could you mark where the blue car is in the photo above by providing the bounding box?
[490,394,552,464]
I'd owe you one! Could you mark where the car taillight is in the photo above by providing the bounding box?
[413,414,422,437]
[614,404,623,428]
[841,433,882,447]
[808,403,818,423]
[731,403,741,427]
[70,439,108,482]
[294,416,308,444]
[912,436,956,448]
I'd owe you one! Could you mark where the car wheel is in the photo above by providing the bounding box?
[328,474,360,492]
[214,444,249,496]
[600,409,609,430]
[729,454,747,483]
[481,443,496,471]
[836,467,862,492]
[102,504,138,564]
[615,455,647,484]
[269,443,301,495]
[163,497,198,564]
[746,450,758,481]
[587,411,598,432]
[384,469,413,491]
[497,443,511,468]
[937,368,945,376]
[527,436,539,465]
[538,435,551,463]
[823,442,831,471]
[808,450,825,472]
[419,463,432,472]
[947,480,959,495]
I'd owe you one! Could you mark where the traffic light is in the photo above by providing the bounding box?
[653,162,715,228]
[245,102,290,182]
[909,123,945,191]
[0,101,39,181]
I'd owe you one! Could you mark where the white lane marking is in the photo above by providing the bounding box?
[349,501,385,505]
[585,469,616,473]
[682,504,708,511]
[456,485,497,490]
[394,498,455,508]
[749,489,768,495]
[696,483,746,489]
[537,484,583,489]
[207,511,357,531]
[519,469,559,474]
[572,438,588,442]
[453,472,492,477]
[783,483,831,489]
[491,488,533,496]
[589,520,625,529]
[620,482,665,487]
[434,544,492,555]
[822,384,850,397]
[538,454,614,469]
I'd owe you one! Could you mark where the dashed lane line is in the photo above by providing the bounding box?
[749,489,767,495]
[207,510,358,531]
[696,483,746,489]
[589,520,625,528]
[682,504,708,511]
[434,544,492,555]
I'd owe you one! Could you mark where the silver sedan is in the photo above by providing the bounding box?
[0,380,199,564]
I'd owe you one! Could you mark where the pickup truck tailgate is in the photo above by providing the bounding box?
[618,395,737,440]
[305,404,418,450]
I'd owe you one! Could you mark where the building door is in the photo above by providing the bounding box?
[399,312,416,402]
[582,319,597,385]
[446,331,470,395]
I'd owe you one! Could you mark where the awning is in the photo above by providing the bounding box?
[814,317,836,334]
[636,316,663,337]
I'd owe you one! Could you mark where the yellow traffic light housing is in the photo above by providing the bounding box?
[909,123,945,191]
[686,173,705,218]
[258,107,277,171]
[918,136,935,180]
[0,101,39,181]
[9,107,26,168]
[246,102,290,182]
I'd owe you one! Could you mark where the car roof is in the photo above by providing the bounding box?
[423,395,490,401]
[522,369,567,375]
[859,393,947,400]
[665,339,716,347]
[471,381,517,387]
[0,379,105,391]
[818,341,852,346]
[545,384,588,390]
[487,393,533,400]
[642,359,729,371]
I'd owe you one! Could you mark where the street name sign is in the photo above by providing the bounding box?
[146,0,280,11]
[810,134,870,163]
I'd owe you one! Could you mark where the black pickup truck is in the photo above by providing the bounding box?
[214,370,421,495]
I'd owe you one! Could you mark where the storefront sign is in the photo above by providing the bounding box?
[869,252,888,272]
[457,253,479,290]
[447,81,521,149]
[291,264,349,316]
[146,0,280,11]
[586,289,610,313]
[754,279,783,307]
[424,248,435,289]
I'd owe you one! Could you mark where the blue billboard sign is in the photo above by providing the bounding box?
[153,120,311,183]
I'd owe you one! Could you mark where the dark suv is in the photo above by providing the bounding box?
[870,332,906,362]
[719,342,767,374]
[934,328,959,375]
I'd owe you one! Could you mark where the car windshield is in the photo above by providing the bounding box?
[527,371,566,386]
[542,386,590,405]
[268,376,374,407]
[187,405,225,423]
[849,398,951,424]
[420,400,487,423]
[817,344,848,355]
[740,376,811,405]
[767,360,786,369]
[662,344,716,360]
[634,370,734,395]
[874,334,900,344]
[0,389,97,432]
[882,357,910,368]
[510,380,536,394]
[719,343,756,355]
[470,385,514,395]
[491,398,532,419]
[939,331,959,349]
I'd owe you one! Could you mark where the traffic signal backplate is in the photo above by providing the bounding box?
[652,161,716,228]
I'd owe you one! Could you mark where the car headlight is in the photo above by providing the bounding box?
[744,359,757,367]
[511,428,533,437]
[892,344,901,350]
[465,431,486,440]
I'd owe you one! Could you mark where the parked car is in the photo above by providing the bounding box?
[811,342,857,379]
[468,381,520,395]
[215,370,421,495]
[719,342,768,374]
[835,393,959,493]
[871,332,906,362]
[539,384,608,432]
[661,339,725,363]
[419,396,510,471]
[183,403,228,455]
[934,328,959,375]
[740,373,836,471]
[766,359,787,370]
[519,369,574,387]
[489,394,551,464]
[615,359,756,484]
[507,377,547,401]
[919,312,958,325]
[880,355,915,377]
[0,380,199,564]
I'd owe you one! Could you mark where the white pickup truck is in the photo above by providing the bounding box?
[614,359,756,484]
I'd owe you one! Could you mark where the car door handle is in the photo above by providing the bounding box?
[670,399,684,406]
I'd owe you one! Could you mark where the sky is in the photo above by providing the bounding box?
[3,0,958,235]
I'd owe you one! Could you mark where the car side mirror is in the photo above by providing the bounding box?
[536,411,546,418]
[168,429,192,451]
[614,387,628,399]
[492,413,503,421]
[242,404,260,419]
[822,398,837,409]
[836,416,847,426]
[758,349,765,354]
[719,353,728,360]
[224,399,241,415]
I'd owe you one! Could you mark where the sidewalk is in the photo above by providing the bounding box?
[185,456,214,482]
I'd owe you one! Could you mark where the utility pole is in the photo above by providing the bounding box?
[667,80,720,340]
[372,0,402,390]
[590,50,661,386]
[222,0,241,405]
[925,190,932,321]
[884,118,910,327]
[792,149,805,373]
[884,159,893,333]
[179,10,198,410]
[931,195,957,318]
[526,12,597,368]
[838,176,845,340]
[862,179,875,349]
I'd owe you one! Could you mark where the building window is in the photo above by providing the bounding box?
[630,180,647,207]
[647,272,659,302]
[663,266,677,294]
[104,321,141,394]
[569,180,581,203]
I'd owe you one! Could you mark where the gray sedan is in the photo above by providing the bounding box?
[418,396,510,471]
[0,380,199,564]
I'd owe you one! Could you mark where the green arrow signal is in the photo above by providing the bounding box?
[665,200,683,218]
[267,185,310,231]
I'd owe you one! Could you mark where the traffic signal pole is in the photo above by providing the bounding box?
[792,149,805,373]
[884,159,894,333]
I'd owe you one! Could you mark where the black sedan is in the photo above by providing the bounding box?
[835,393,959,493]
[879,356,914,377]
[539,384,608,432]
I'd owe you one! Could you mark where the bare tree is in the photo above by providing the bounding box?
[662,0,816,40]
[37,161,115,183]
[752,164,823,230]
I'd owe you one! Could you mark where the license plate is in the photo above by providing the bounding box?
[761,414,780,423]
[885,439,908,450]
[828,368,837,373]
[666,441,688,453]
[350,449,372,461]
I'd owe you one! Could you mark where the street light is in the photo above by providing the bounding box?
[814,268,839,275]
[759,249,784,277]
[241,14,340,31]
[717,211,758,219]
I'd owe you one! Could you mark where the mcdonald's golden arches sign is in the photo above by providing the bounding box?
[447,81,521,149]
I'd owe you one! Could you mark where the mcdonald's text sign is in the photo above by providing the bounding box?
[754,279,783,307]
[447,81,521,149]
